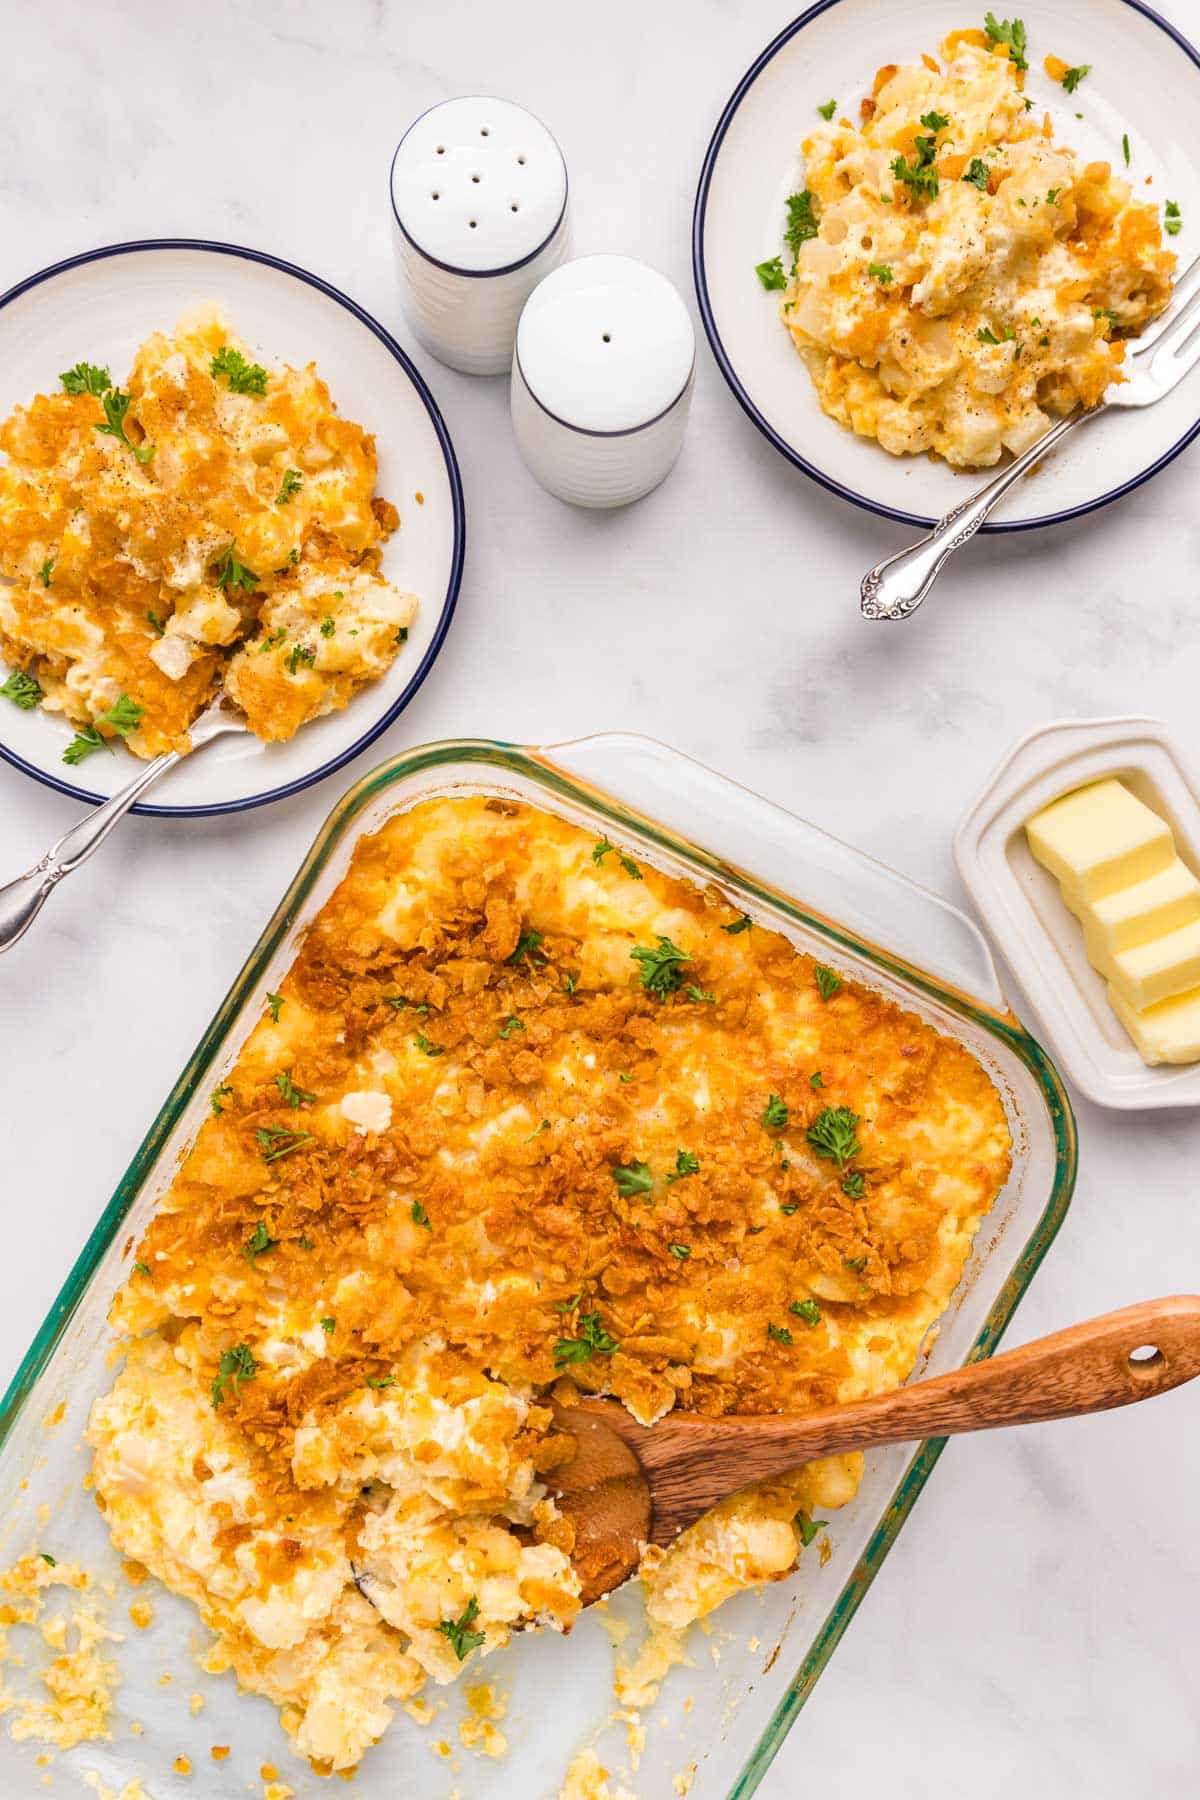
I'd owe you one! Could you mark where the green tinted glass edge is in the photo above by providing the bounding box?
[0,738,1078,1799]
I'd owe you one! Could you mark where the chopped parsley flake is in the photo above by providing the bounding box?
[40,1552,57,1566]
[286,642,316,674]
[867,262,893,284]
[2,668,43,709]
[1061,64,1090,93]
[276,467,303,505]
[320,1317,335,1333]
[255,1125,313,1163]
[963,157,990,189]
[60,362,111,397]
[761,1093,789,1131]
[755,256,788,291]
[63,723,105,764]
[767,1321,793,1346]
[243,1220,278,1264]
[275,1069,315,1108]
[723,914,753,935]
[612,1160,655,1198]
[784,189,820,263]
[437,1596,485,1661]
[210,345,268,395]
[790,1298,822,1328]
[211,1083,233,1115]
[668,1243,691,1259]
[1165,199,1183,236]
[806,1105,861,1169]
[810,1071,824,1089]
[412,1201,432,1230]
[630,935,690,998]
[94,386,153,462]
[214,543,258,594]
[817,98,838,120]
[554,1310,619,1367]
[1122,133,1131,167]
[133,1260,150,1277]
[266,992,284,1022]
[320,614,335,637]
[38,557,54,587]
[592,837,642,878]
[814,964,842,1001]
[498,1015,525,1038]
[507,929,546,967]
[796,1509,827,1547]
[983,12,1028,72]
[842,1171,866,1198]
[414,1032,443,1057]
[211,1343,256,1409]
[666,1149,700,1182]
[685,984,715,1003]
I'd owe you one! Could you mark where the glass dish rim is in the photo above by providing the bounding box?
[0,735,1078,1798]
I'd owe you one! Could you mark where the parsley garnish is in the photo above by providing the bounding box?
[508,929,546,967]
[211,1343,256,1409]
[320,1317,335,1333]
[298,1235,314,1250]
[1061,64,1090,93]
[983,13,1028,71]
[613,1160,654,1198]
[723,915,753,935]
[1095,308,1121,329]
[146,609,165,635]
[1122,133,1131,167]
[286,642,316,674]
[133,1260,150,1276]
[554,1310,620,1367]
[977,326,1001,345]
[266,992,284,1022]
[437,1596,486,1661]
[806,1105,861,1169]
[817,98,837,120]
[761,1094,789,1131]
[412,1200,432,1230]
[920,109,950,131]
[553,1294,580,1313]
[275,1070,315,1108]
[95,386,153,462]
[844,1254,867,1273]
[767,1321,793,1345]
[499,1015,525,1039]
[842,1171,866,1198]
[963,158,990,190]
[211,1083,233,1115]
[796,1509,827,1547]
[38,557,54,588]
[276,467,302,505]
[210,345,268,395]
[810,1071,824,1089]
[668,1243,691,1259]
[255,1125,313,1163]
[320,614,335,637]
[814,965,841,1001]
[630,935,690,998]
[684,984,715,1003]
[1,669,43,709]
[258,628,286,654]
[525,1119,551,1141]
[414,1031,443,1057]
[1165,199,1183,236]
[60,362,111,397]
[63,725,106,765]
[1046,187,1061,205]
[214,543,259,594]
[592,837,642,879]
[666,1149,700,1182]
[867,262,893,284]
[890,121,943,203]
[755,256,787,291]
[784,190,820,263]
[790,1298,822,1328]
[104,693,145,737]
[244,1220,278,1264]
[367,1375,396,1389]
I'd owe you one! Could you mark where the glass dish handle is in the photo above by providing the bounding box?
[540,732,1007,1014]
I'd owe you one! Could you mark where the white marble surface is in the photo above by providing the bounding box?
[2,2,1199,1794]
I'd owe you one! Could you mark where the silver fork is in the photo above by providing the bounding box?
[0,692,246,953]
[860,255,1200,621]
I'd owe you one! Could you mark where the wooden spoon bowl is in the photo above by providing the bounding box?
[548,1296,1200,1605]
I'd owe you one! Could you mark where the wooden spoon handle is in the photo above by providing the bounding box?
[698,1295,1200,1479]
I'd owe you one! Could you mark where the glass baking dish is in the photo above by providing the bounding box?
[0,735,1076,1800]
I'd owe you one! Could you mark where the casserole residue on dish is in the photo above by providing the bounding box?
[84,796,1011,1773]
[774,27,1175,466]
[0,308,417,760]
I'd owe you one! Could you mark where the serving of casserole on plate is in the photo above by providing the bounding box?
[0,240,464,814]
[0,736,1075,1799]
[694,0,1200,526]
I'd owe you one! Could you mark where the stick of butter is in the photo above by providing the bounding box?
[1107,983,1200,1065]
[1026,778,1174,901]
[1073,859,1200,957]
[1103,915,1200,1011]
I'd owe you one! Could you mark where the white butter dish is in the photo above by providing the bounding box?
[954,717,1200,1110]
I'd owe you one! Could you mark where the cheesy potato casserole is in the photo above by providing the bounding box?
[771,24,1175,466]
[0,310,416,760]
[87,797,1010,1772]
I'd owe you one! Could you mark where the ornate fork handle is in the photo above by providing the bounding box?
[860,409,1088,621]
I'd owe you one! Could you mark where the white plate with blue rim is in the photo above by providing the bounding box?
[0,239,465,816]
[693,0,1200,529]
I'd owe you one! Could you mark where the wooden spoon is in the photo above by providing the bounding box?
[548,1296,1200,1605]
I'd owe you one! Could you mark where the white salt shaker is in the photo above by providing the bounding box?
[390,97,570,375]
[510,255,695,508]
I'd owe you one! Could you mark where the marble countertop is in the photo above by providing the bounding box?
[3,2,1199,1794]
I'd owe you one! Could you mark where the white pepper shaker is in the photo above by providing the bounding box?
[390,96,570,375]
[510,254,695,508]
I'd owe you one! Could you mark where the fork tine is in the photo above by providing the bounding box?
[1157,314,1200,383]
[1130,254,1200,356]
[1139,283,1200,369]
